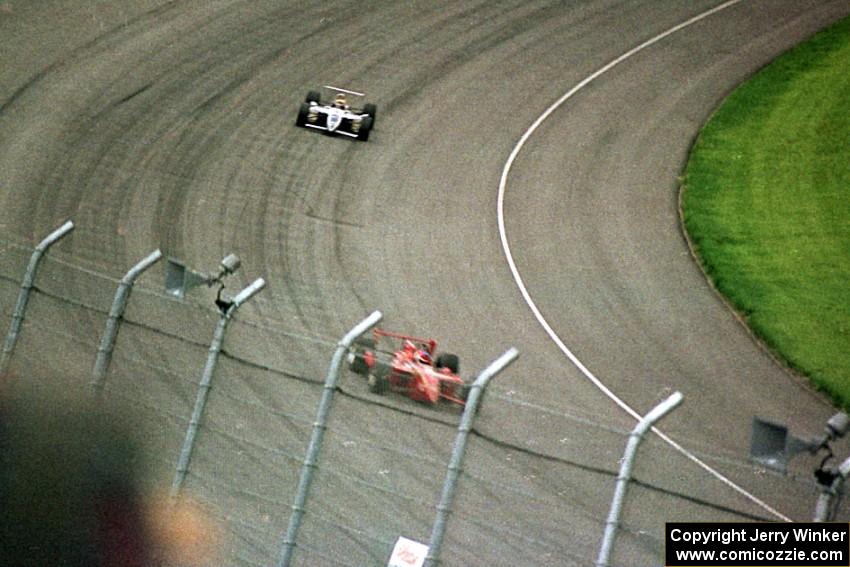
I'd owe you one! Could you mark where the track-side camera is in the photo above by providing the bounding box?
[219,253,241,278]
[164,253,242,303]
[826,413,850,440]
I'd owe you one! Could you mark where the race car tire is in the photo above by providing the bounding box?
[435,353,460,374]
[367,371,388,394]
[348,337,376,375]
[296,102,310,127]
[306,90,321,104]
[364,103,377,122]
[357,116,373,141]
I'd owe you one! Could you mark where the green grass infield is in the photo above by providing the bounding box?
[681,16,850,406]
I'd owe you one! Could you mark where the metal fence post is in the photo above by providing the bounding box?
[596,391,683,567]
[424,347,519,567]
[813,455,850,521]
[277,310,383,567]
[90,249,162,397]
[813,476,843,522]
[170,278,266,499]
[0,220,74,375]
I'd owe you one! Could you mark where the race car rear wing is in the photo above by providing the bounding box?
[372,328,437,355]
[324,85,365,97]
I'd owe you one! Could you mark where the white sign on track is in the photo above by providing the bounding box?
[387,536,429,567]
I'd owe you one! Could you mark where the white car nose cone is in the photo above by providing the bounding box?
[327,109,342,131]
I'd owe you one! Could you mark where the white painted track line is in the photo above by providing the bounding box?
[496,0,793,522]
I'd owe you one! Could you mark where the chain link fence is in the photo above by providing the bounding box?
[0,231,827,567]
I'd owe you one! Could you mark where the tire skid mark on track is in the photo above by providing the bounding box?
[377,1,571,115]
[276,138,350,333]
[113,81,153,107]
[323,379,777,522]
[328,163,375,335]
[9,2,846,564]
[0,0,182,113]
[4,1,363,264]
[497,0,793,522]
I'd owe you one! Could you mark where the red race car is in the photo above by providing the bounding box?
[347,329,470,406]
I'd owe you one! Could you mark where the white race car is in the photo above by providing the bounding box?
[295,86,377,141]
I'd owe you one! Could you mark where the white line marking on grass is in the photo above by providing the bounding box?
[497,0,792,522]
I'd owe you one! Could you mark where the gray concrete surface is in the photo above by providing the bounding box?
[1,1,849,565]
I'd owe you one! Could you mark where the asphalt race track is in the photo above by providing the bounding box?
[2,1,850,565]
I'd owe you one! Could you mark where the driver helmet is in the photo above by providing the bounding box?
[334,93,347,107]
[416,350,432,365]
